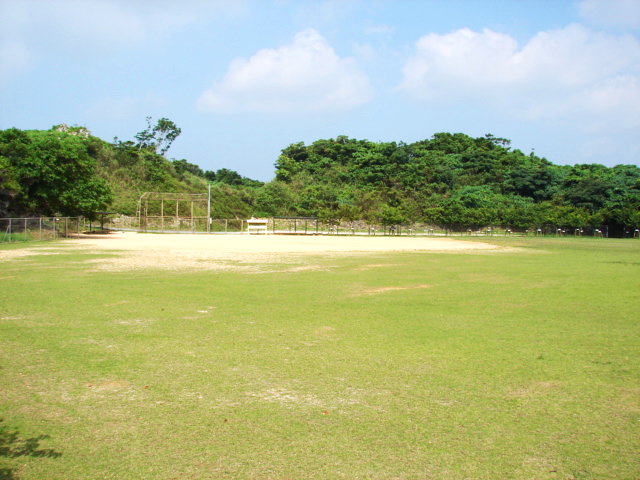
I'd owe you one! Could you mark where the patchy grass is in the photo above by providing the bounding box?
[0,237,639,479]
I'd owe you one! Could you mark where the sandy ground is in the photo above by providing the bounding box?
[74,232,498,253]
[2,232,502,272]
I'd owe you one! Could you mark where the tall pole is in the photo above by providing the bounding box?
[207,183,211,234]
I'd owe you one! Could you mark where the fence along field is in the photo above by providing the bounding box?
[3,214,639,243]
[0,217,85,243]
[5,187,637,242]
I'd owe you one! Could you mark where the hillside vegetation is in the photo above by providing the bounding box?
[0,124,261,220]
[268,134,640,234]
[1,125,639,233]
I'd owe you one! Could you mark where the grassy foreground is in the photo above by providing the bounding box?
[0,237,639,479]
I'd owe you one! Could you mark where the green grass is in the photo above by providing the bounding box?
[1,237,639,479]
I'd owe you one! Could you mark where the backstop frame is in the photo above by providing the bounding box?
[136,192,209,233]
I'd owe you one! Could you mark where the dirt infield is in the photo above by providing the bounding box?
[76,232,498,253]
[2,232,504,272]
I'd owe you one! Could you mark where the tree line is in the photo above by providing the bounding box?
[1,123,639,235]
[0,121,261,220]
[262,134,640,235]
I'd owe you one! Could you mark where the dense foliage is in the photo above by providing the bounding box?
[132,116,182,157]
[266,134,640,233]
[1,125,639,234]
[93,133,262,217]
[0,126,112,219]
[0,124,261,219]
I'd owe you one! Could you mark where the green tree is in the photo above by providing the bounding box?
[380,205,407,226]
[215,168,243,186]
[135,117,182,156]
[0,154,21,216]
[0,127,113,218]
[173,159,204,178]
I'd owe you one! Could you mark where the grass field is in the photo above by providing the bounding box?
[0,235,639,479]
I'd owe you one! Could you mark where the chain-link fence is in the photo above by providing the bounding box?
[110,215,638,238]
[0,217,86,244]
[270,220,631,238]
[436,224,614,237]
[5,216,633,242]
[108,215,246,234]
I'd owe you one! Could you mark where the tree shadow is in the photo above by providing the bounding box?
[0,419,62,480]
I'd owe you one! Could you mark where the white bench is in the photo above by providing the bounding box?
[247,218,268,235]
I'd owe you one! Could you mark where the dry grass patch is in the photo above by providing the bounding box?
[114,318,154,326]
[103,300,132,307]
[92,380,131,391]
[507,381,562,399]
[247,387,325,409]
[355,263,402,270]
[355,284,431,295]
[313,326,336,336]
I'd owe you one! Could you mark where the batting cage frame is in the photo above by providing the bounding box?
[136,192,209,233]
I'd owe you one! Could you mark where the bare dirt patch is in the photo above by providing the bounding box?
[355,263,402,271]
[2,232,505,272]
[247,387,325,409]
[356,284,431,295]
[93,380,131,391]
[114,318,154,326]
[314,326,337,336]
[0,247,76,261]
[507,381,561,399]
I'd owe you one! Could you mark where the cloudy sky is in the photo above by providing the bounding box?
[1,0,639,181]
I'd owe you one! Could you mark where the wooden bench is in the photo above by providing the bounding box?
[247,218,268,235]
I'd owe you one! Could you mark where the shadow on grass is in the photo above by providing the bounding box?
[0,419,62,480]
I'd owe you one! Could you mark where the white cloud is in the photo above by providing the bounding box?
[0,0,239,86]
[398,25,640,131]
[197,29,374,114]
[579,0,640,29]
[399,28,519,95]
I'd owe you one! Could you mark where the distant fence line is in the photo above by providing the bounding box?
[2,216,639,244]
[108,216,640,238]
[440,224,614,237]
[1,217,86,244]
[111,215,244,233]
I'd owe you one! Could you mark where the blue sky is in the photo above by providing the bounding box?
[1,0,639,181]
